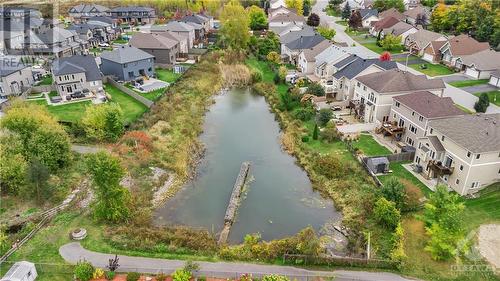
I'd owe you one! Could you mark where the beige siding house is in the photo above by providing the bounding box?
[414,113,500,195]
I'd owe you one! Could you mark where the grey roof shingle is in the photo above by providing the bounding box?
[285,34,325,50]
[333,55,397,79]
[427,135,445,152]
[151,21,194,33]
[356,69,445,93]
[101,45,155,64]
[279,25,315,44]
[110,6,154,12]
[0,61,27,77]
[460,49,500,71]
[52,55,101,82]
[393,91,464,119]
[130,32,178,49]
[429,113,500,153]
[69,4,109,14]
[359,8,378,20]
[406,29,445,50]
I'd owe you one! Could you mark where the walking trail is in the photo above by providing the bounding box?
[59,243,417,281]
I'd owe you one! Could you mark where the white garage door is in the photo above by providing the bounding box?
[465,67,479,79]
[422,53,434,63]
[490,77,499,87]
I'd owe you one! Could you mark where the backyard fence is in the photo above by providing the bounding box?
[31,84,55,93]
[104,76,154,108]
[385,151,415,162]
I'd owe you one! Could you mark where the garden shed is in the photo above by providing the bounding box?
[0,261,37,281]
[366,157,389,174]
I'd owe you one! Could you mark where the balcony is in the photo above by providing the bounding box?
[321,80,336,94]
[376,121,405,139]
[427,160,454,178]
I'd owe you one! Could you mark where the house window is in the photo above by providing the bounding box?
[430,128,433,134]
[363,86,366,90]
[395,101,400,107]
[72,74,75,79]
[455,179,460,185]
[471,181,480,188]
[476,154,480,159]
[357,82,360,87]
[441,136,445,141]
[412,111,415,116]
[148,67,152,72]
[419,116,423,122]
[459,165,463,171]
[467,151,471,157]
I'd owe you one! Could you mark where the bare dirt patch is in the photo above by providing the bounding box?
[478,224,500,269]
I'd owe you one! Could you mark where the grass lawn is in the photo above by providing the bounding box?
[325,7,341,17]
[30,99,91,123]
[361,42,404,54]
[352,134,391,156]
[38,75,52,85]
[335,20,347,26]
[463,183,500,229]
[156,68,182,83]
[378,161,432,197]
[112,38,129,44]
[474,90,500,106]
[449,79,489,88]
[104,83,148,124]
[246,58,275,83]
[408,63,454,77]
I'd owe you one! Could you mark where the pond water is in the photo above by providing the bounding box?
[154,88,341,243]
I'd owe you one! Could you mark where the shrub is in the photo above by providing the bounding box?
[262,274,290,281]
[81,103,125,142]
[316,108,333,126]
[474,92,489,113]
[183,260,200,273]
[198,276,207,281]
[251,69,263,83]
[293,107,315,121]
[320,123,340,142]
[278,65,288,82]
[126,272,141,281]
[156,273,168,281]
[305,82,325,96]
[301,135,310,142]
[74,261,94,281]
[172,269,192,281]
[380,177,407,211]
[93,268,105,279]
[373,197,401,229]
[105,271,116,280]
[273,73,281,84]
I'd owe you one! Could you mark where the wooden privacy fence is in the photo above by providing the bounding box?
[385,151,415,162]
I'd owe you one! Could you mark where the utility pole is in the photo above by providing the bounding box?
[367,232,371,260]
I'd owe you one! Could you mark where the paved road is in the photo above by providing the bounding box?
[59,243,417,281]
[312,1,500,113]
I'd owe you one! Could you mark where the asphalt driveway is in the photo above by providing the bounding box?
[462,84,499,94]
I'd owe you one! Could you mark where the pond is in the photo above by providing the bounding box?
[154,88,341,243]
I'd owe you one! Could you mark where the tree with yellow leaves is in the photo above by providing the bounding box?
[285,0,304,16]
[219,1,250,50]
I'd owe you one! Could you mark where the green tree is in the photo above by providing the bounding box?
[320,123,340,142]
[0,131,27,194]
[172,269,191,281]
[390,222,407,267]
[220,1,250,50]
[0,227,8,253]
[474,92,490,113]
[86,152,131,223]
[303,0,311,16]
[312,123,319,140]
[0,102,71,171]
[342,2,351,19]
[267,51,281,64]
[317,25,336,40]
[373,0,405,12]
[82,103,124,142]
[316,108,333,126]
[328,0,343,10]
[26,158,50,203]
[293,106,315,121]
[373,197,401,229]
[248,5,267,30]
[421,185,465,260]
[380,177,407,211]
[380,34,402,51]
[296,226,321,256]
[305,82,325,96]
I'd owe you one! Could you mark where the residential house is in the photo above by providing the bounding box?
[87,17,121,42]
[100,45,155,81]
[314,45,363,79]
[439,34,490,68]
[370,16,400,37]
[158,32,189,55]
[378,8,405,21]
[269,0,287,9]
[0,7,44,52]
[342,0,374,9]
[268,6,296,18]
[489,70,500,87]
[330,55,397,101]
[405,29,446,56]
[23,27,88,58]
[404,0,421,9]
[51,55,102,99]
[110,6,156,25]
[180,14,212,32]
[381,21,418,44]
[151,21,195,49]
[413,113,500,195]
[130,33,179,64]
[279,26,315,55]
[0,61,34,97]
[389,91,464,147]
[183,22,206,46]
[268,13,305,29]
[359,9,379,28]
[67,24,99,48]
[421,39,447,63]
[352,69,446,123]
[68,4,110,23]
[282,34,325,65]
[456,49,500,79]
[403,5,430,26]
[297,40,331,75]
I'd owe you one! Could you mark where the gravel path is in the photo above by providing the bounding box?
[59,242,417,281]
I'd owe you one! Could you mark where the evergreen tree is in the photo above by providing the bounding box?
[341,2,351,20]
[312,123,319,140]
[474,93,490,113]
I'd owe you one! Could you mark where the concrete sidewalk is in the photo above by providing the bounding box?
[59,242,416,281]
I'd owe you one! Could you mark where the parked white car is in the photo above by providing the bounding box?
[98,43,110,47]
